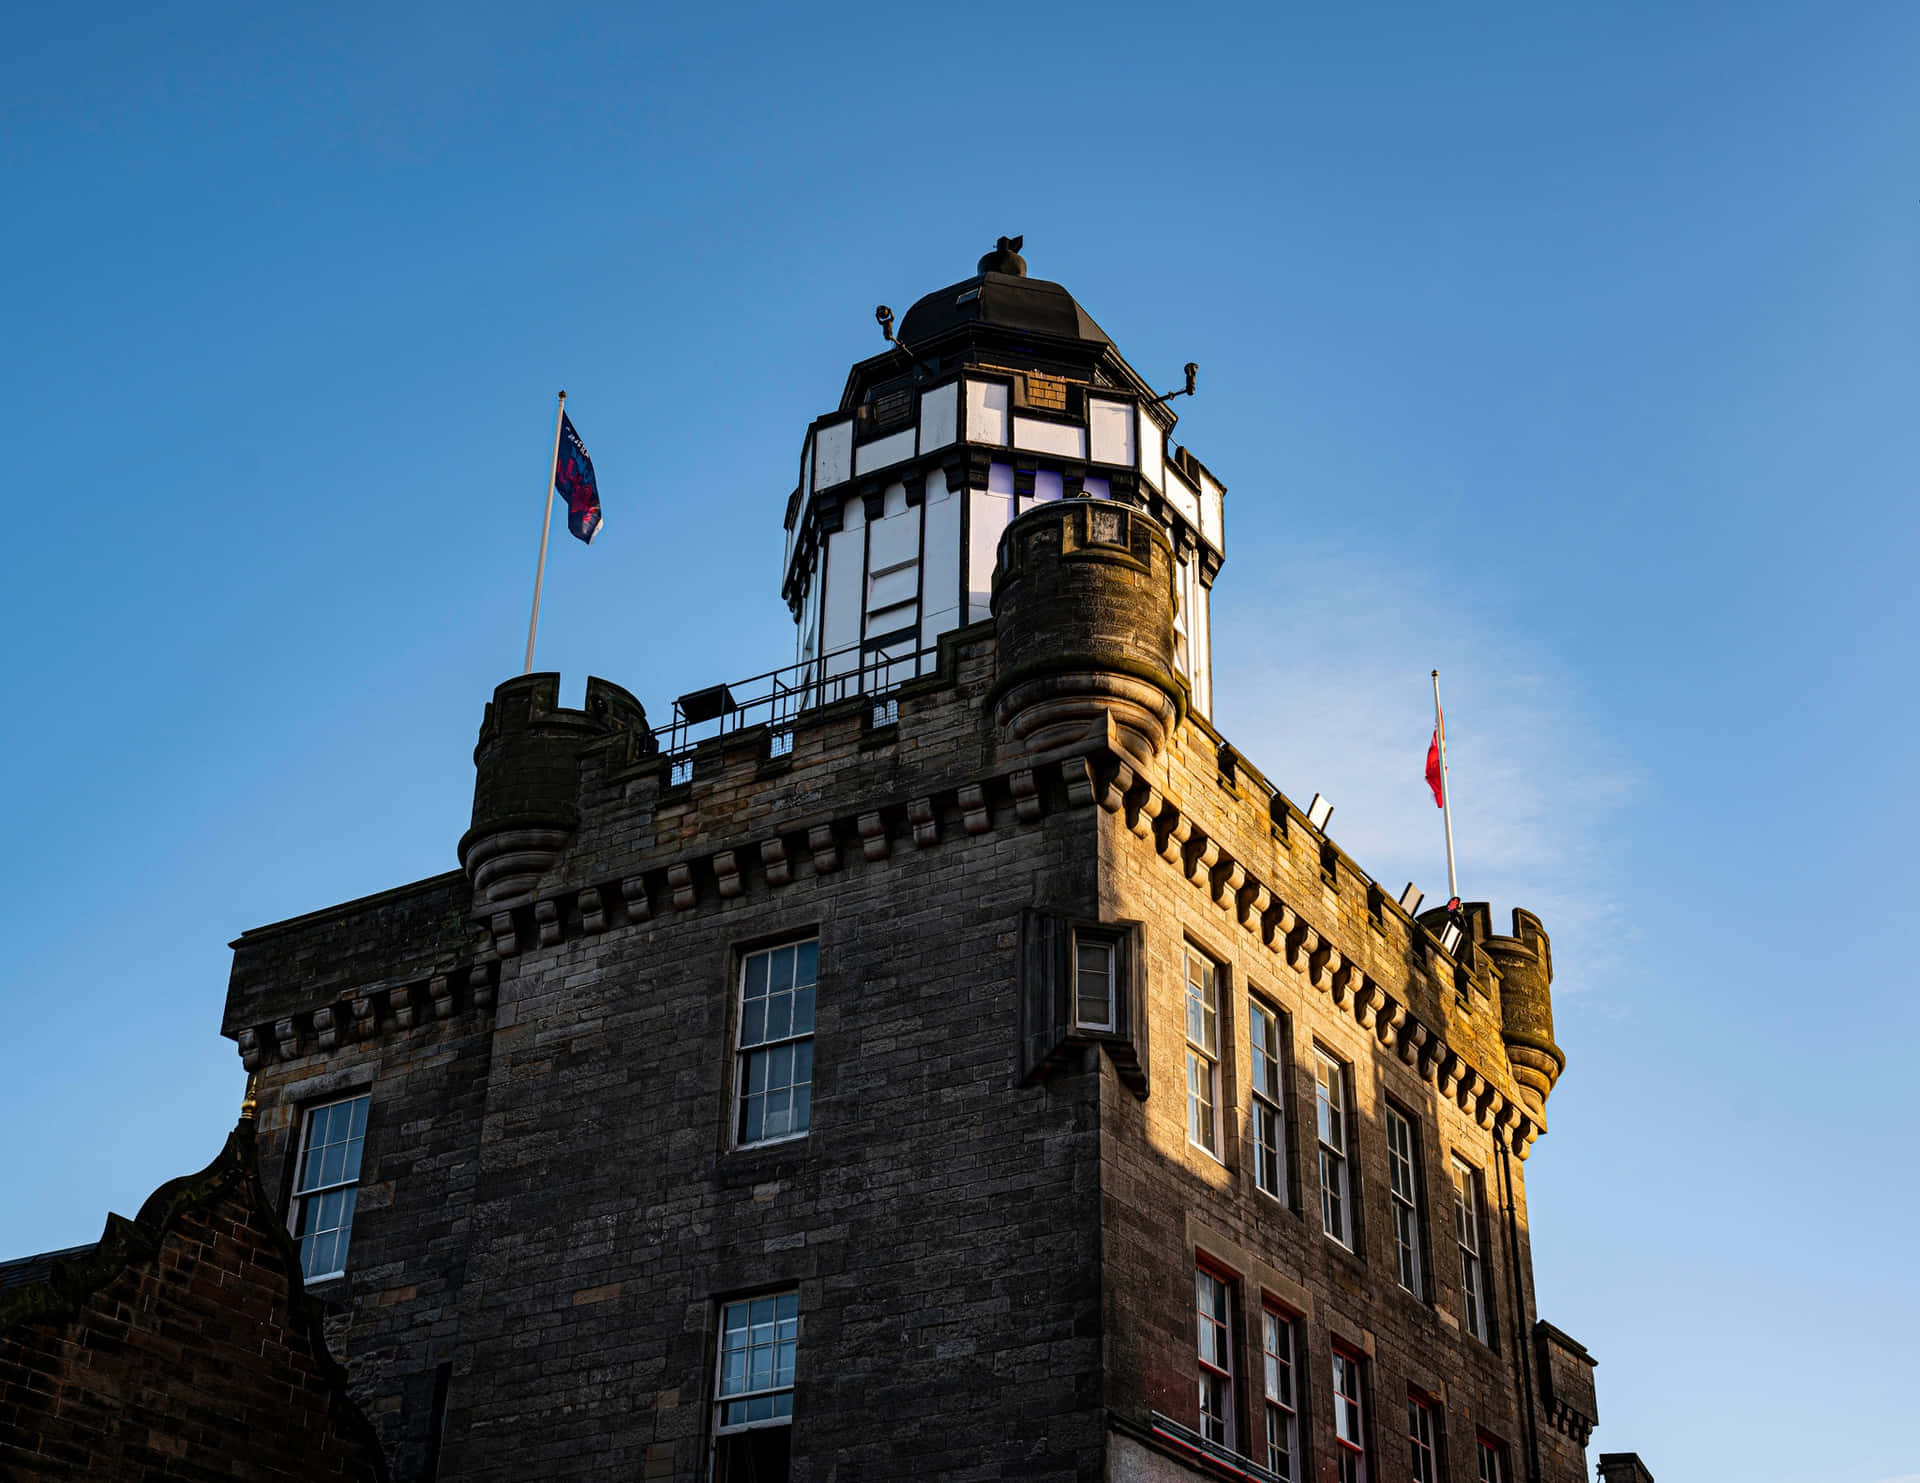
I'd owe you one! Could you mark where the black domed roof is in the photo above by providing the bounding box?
[897,272,1113,350]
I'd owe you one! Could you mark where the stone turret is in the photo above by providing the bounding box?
[1484,906,1566,1118]
[458,673,648,910]
[988,501,1182,768]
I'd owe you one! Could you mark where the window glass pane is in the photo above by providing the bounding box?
[744,952,769,999]
[794,939,817,986]
[791,984,815,1035]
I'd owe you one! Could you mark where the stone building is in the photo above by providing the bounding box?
[0,1118,387,1482]
[219,240,1607,1482]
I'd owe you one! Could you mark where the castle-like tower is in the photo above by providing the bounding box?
[222,243,1601,1483]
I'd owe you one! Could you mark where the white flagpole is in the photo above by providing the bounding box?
[523,391,567,675]
[1432,668,1459,906]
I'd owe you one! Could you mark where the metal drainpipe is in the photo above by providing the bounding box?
[1495,1138,1544,1483]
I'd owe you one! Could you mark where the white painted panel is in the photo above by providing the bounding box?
[1162,462,1200,529]
[822,525,864,673]
[1083,475,1110,500]
[866,600,917,635]
[1089,398,1136,466]
[1033,470,1063,503]
[919,382,958,452]
[854,428,915,476]
[867,564,918,612]
[1012,416,1088,459]
[965,379,1010,446]
[815,420,853,488]
[1190,579,1212,717]
[920,481,960,654]
[842,494,866,530]
[967,488,1013,622]
[988,461,1015,496]
[801,433,813,499]
[867,497,918,571]
[1137,407,1163,489]
[1197,469,1225,550]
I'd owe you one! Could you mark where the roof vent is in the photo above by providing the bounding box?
[977,234,1026,277]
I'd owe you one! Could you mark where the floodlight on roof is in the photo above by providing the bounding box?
[1398,883,1424,914]
[1306,793,1333,831]
[1438,920,1464,956]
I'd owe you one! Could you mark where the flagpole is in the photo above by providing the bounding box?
[523,391,567,675]
[1432,669,1459,907]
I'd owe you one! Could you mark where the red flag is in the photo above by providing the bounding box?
[1425,728,1445,808]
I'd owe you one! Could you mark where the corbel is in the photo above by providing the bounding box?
[313,1006,340,1051]
[901,470,926,506]
[1419,1033,1447,1083]
[274,1017,302,1061]
[1437,1050,1465,1099]
[1374,997,1406,1047]
[1182,830,1220,884]
[1125,778,1161,839]
[1397,1018,1427,1067]
[714,849,745,897]
[857,813,890,861]
[536,899,563,947]
[759,839,791,887]
[808,824,841,873]
[669,862,699,907]
[469,963,497,1011]
[1060,471,1085,499]
[1311,945,1341,996]
[1261,899,1297,951]
[1012,460,1036,497]
[350,995,378,1040]
[1472,1078,1499,1128]
[237,1027,267,1071]
[1155,806,1192,863]
[1236,880,1271,931]
[1353,979,1385,1030]
[1285,919,1320,973]
[429,976,454,1020]
[579,886,606,933]
[490,911,520,957]
[1209,856,1246,907]
[1108,469,1139,504]
[1492,1096,1520,1144]
[907,798,938,848]
[1010,769,1042,823]
[958,784,991,836]
[859,483,887,522]
[1453,1064,1481,1112]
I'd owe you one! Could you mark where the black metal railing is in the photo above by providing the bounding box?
[656,642,937,782]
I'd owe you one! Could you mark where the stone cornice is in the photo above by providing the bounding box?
[225,738,1541,1157]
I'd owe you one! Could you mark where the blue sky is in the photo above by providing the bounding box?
[2,4,1914,1477]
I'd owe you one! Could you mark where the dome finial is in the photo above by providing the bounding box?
[978,235,1027,277]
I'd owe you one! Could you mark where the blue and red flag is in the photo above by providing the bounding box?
[554,412,603,544]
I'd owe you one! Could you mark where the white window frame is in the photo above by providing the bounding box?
[734,939,817,1150]
[712,1291,799,1481]
[1333,1349,1369,1483]
[1385,1105,1425,1298]
[1476,1434,1509,1483]
[1453,1157,1491,1344]
[1260,1306,1300,1481]
[1408,1394,1439,1483]
[1315,1050,1352,1248]
[291,1092,370,1283]
[1072,931,1116,1032]
[1248,999,1286,1204]
[1195,1266,1235,1449]
[1184,947,1223,1161]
